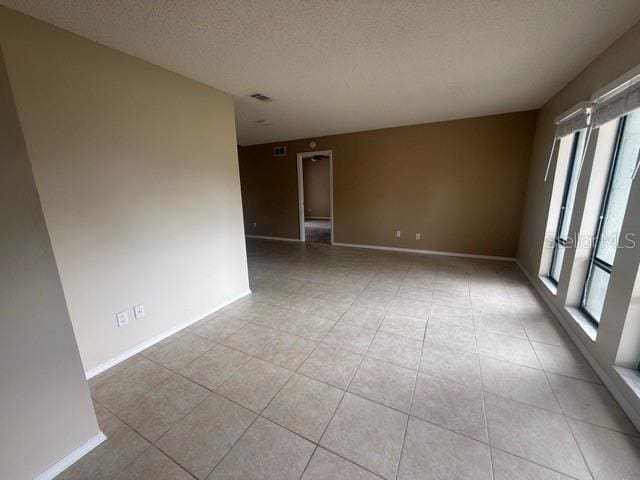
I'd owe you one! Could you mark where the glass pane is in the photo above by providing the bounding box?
[596,110,640,264]
[550,244,565,282]
[583,265,611,321]
[559,131,586,240]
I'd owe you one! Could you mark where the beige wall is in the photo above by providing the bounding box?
[303,157,331,218]
[0,7,250,373]
[239,111,537,256]
[0,46,99,479]
[518,20,640,424]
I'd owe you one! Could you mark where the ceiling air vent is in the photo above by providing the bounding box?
[250,93,272,102]
[273,145,286,157]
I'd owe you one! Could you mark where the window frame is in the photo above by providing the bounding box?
[580,115,627,324]
[548,131,582,285]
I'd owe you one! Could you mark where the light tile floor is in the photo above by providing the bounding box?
[57,239,640,480]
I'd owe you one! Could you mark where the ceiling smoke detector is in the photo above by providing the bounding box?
[250,93,272,102]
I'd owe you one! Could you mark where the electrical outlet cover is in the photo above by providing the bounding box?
[116,311,129,327]
[134,304,145,319]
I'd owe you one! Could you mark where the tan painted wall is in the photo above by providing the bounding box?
[303,157,331,218]
[239,111,537,256]
[0,46,99,479]
[0,7,250,373]
[518,20,640,424]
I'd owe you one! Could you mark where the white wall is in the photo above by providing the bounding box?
[0,7,250,373]
[0,45,100,480]
[518,20,640,424]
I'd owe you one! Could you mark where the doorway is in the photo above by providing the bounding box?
[297,150,333,244]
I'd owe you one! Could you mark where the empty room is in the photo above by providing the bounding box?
[3,1,640,479]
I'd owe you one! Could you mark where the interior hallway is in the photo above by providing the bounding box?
[305,219,331,244]
[62,238,640,480]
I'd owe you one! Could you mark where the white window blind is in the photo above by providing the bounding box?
[544,102,591,182]
[543,66,640,182]
[556,105,592,137]
[590,66,640,179]
[592,75,640,128]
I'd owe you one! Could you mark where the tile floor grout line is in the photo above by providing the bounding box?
[393,294,429,479]
[110,272,587,471]
[88,399,158,480]
[93,354,249,478]
[149,318,526,390]
[153,446,198,480]
[448,266,493,480]
[472,311,495,480]
[100,358,591,480]
[202,412,262,479]
[112,311,625,444]
[86,243,633,480]
[95,397,197,480]
[212,335,324,477]
[295,271,382,479]
[167,322,426,418]
[97,370,214,456]
[530,338,597,480]
[490,444,586,480]
[213,295,360,479]
[479,280,534,480]
[508,274,603,478]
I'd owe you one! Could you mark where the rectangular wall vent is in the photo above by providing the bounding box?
[250,93,272,102]
[273,145,286,157]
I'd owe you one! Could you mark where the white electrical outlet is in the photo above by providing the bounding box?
[116,311,129,327]
[415,233,421,240]
[253,222,257,228]
[134,304,145,319]
[395,230,401,238]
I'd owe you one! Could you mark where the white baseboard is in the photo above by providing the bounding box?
[246,234,302,242]
[305,216,331,220]
[333,241,516,262]
[516,260,640,430]
[33,431,107,480]
[85,289,252,379]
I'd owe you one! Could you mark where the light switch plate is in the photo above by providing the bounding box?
[116,311,129,327]
[134,304,145,319]
[395,230,401,238]
[415,233,421,240]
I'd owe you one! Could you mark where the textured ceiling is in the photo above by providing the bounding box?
[3,1,640,145]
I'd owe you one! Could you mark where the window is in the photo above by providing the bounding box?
[582,109,640,322]
[548,131,586,283]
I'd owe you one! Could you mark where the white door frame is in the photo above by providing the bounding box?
[297,150,334,244]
